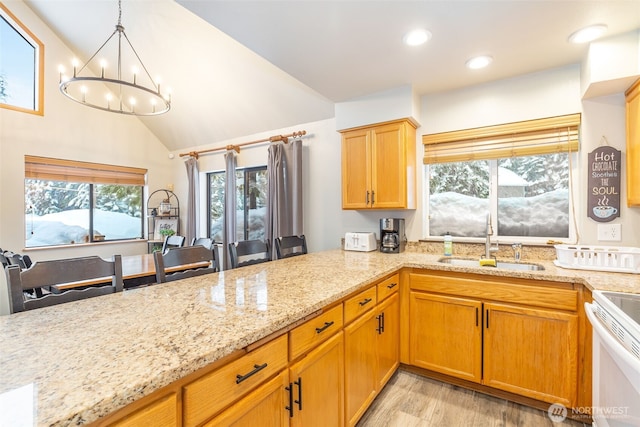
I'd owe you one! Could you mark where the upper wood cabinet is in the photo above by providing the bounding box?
[626,79,640,206]
[340,119,417,209]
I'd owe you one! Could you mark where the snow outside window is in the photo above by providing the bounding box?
[428,153,571,240]
[25,181,144,247]
[208,166,267,243]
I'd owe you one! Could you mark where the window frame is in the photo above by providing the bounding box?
[24,156,147,248]
[423,114,580,244]
[0,2,44,115]
[206,165,268,243]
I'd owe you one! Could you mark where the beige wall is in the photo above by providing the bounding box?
[0,2,173,314]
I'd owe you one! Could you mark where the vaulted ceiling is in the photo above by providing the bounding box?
[22,0,640,152]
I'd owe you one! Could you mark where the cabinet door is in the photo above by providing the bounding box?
[204,371,289,427]
[376,292,399,390]
[409,292,482,383]
[370,122,407,209]
[289,332,344,427]
[483,302,578,406]
[627,80,640,206]
[344,311,377,427]
[341,128,371,209]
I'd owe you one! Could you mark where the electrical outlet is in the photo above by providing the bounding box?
[597,224,621,241]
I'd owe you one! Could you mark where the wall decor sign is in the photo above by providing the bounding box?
[588,145,621,222]
[153,218,179,237]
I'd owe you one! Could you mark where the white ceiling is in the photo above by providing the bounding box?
[21,0,640,151]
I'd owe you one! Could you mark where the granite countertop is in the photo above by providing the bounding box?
[1,249,639,426]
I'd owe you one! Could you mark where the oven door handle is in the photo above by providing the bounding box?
[585,302,640,372]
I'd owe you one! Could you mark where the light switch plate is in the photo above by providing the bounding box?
[597,224,621,241]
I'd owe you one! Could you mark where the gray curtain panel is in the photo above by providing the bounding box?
[184,157,199,246]
[223,151,237,270]
[266,139,303,257]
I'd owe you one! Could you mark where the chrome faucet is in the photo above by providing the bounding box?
[484,214,499,259]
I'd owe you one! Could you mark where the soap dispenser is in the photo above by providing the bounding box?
[444,232,453,256]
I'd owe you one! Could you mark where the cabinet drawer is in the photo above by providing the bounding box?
[344,286,377,324]
[110,392,178,427]
[377,274,400,302]
[289,304,343,360]
[409,272,578,312]
[183,334,288,427]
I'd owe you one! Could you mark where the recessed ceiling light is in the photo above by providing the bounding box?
[568,24,608,44]
[403,29,432,46]
[466,55,493,70]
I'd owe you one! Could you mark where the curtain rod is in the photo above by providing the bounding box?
[179,130,307,159]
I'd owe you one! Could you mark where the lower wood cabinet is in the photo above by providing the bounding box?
[109,392,179,427]
[483,302,578,406]
[182,334,289,426]
[97,268,588,426]
[289,331,345,427]
[344,290,399,426]
[375,293,400,390]
[409,292,482,383]
[407,271,580,407]
[204,370,290,427]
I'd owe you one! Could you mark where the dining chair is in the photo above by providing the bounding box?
[4,255,123,314]
[274,235,308,259]
[191,237,214,250]
[162,235,186,254]
[154,245,220,283]
[229,240,271,269]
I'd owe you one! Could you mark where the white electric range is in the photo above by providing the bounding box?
[585,290,640,426]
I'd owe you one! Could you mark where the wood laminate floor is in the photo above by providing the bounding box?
[357,370,590,427]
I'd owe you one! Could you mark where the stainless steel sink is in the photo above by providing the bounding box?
[438,257,545,271]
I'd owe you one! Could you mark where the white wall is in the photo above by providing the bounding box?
[0,2,173,314]
[170,118,344,253]
[419,64,640,247]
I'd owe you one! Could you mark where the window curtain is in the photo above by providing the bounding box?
[266,139,303,257]
[184,157,198,246]
[222,151,237,270]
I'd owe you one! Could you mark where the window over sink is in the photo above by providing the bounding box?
[423,114,580,242]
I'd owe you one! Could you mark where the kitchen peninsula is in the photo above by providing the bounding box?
[2,249,639,426]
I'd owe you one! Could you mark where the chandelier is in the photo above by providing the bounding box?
[58,0,170,116]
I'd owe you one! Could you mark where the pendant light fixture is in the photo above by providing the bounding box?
[58,0,171,116]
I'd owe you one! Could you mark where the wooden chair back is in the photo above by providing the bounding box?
[5,255,123,314]
[162,235,186,254]
[229,240,271,269]
[275,235,308,259]
[191,237,214,250]
[154,245,220,283]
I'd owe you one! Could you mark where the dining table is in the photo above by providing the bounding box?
[52,253,210,291]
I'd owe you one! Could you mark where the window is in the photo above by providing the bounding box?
[0,3,44,115]
[24,156,147,247]
[208,166,268,243]
[424,114,579,241]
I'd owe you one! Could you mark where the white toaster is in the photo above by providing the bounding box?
[344,232,377,252]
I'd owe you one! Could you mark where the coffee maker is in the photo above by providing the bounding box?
[380,218,406,253]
